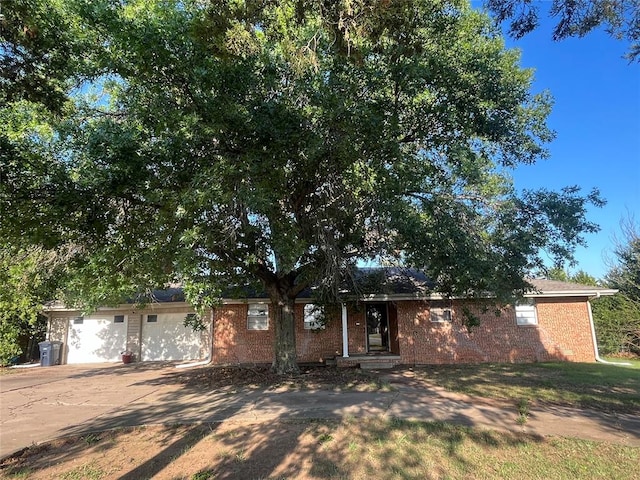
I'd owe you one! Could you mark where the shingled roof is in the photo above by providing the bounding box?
[45,269,616,311]
[525,279,617,297]
[141,270,617,303]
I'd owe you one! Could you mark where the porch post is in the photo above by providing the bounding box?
[341,302,349,358]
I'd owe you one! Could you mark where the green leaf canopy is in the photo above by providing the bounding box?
[0,0,603,372]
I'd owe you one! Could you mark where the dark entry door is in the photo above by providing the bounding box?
[366,303,389,352]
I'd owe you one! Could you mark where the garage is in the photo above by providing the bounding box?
[66,315,128,364]
[140,313,208,361]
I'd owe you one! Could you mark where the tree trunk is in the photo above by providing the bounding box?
[270,289,300,375]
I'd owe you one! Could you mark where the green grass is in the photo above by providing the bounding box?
[58,461,104,480]
[341,418,640,480]
[602,356,640,369]
[191,471,215,480]
[0,468,31,479]
[414,361,640,413]
[516,398,530,425]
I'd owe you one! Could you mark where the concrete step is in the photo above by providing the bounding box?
[359,362,395,370]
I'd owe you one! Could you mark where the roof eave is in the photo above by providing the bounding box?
[44,288,620,312]
[525,289,618,298]
[44,301,194,313]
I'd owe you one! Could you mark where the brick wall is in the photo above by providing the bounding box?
[213,304,274,364]
[294,304,343,362]
[535,298,596,362]
[212,298,597,365]
[396,298,596,364]
[213,303,348,364]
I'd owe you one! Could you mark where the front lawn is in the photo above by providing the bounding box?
[414,361,640,413]
[603,356,640,369]
[1,419,638,480]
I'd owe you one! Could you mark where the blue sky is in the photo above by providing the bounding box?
[496,11,640,279]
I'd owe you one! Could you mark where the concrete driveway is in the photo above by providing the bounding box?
[1,362,414,459]
[1,363,183,458]
[2,363,640,459]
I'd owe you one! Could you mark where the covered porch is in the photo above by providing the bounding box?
[336,301,401,368]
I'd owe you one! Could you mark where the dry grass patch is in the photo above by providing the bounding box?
[2,419,638,479]
[171,365,392,393]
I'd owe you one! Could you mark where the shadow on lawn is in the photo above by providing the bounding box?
[0,365,543,478]
[58,363,640,448]
[2,419,542,480]
[3,364,639,479]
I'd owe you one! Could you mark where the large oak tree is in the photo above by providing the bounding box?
[1,0,602,373]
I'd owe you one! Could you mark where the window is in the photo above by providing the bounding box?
[73,316,84,324]
[515,301,538,326]
[114,315,125,323]
[430,308,452,323]
[430,301,452,323]
[147,314,158,323]
[303,304,324,330]
[247,304,269,330]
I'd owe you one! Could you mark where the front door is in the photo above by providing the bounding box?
[366,303,389,352]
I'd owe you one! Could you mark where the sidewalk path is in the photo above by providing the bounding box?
[2,364,639,459]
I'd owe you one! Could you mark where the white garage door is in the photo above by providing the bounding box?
[141,313,206,361]
[66,315,128,364]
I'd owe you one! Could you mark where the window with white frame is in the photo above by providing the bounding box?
[303,304,324,330]
[430,308,452,323]
[515,300,538,326]
[247,304,269,330]
[114,315,125,323]
[430,301,452,323]
[147,314,158,323]
[73,316,84,324]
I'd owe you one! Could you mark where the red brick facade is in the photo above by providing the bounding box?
[213,303,344,364]
[211,298,596,365]
[395,298,595,364]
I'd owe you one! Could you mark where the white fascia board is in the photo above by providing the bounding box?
[133,301,194,311]
[524,289,618,298]
[221,298,270,304]
[359,293,449,301]
[217,286,620,303]
[44,307,82,314]
[45,287,619,313]
[222,293,481,303]
[221,295,439,304]
[43,304,82,313]
[43,301,67,311]
[44,301,194,313]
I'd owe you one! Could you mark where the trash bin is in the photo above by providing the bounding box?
[39,341,63,366]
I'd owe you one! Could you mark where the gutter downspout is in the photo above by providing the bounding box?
[176,309,214,369]
[587,293,631,366]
